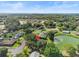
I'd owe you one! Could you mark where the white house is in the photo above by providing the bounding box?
[0,21,6,30]
[19,19,27,25]
[62,30,70,34]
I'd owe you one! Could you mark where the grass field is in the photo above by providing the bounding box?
[32,30,42,35]
[12,43,20,48]
[55,35,79,50]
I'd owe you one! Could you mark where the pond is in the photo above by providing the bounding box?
[55,35,79,50]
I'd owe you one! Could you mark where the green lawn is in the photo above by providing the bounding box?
[33,30,42,35]
[12,42,20,48]
[55,35,79,50]
[12,36,25,48]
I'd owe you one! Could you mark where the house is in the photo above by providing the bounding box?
[0,32,24,46]
[14,32,24,39]
[62,30,70,34]
[3,30,8,34]
[0,39,16,46]
[0,24,5,30]
[35,35,41,41]
[29,51,40,57]
[39,32,47,39]
[14,34,20,39]
[0,20,6,30]
[19,19,27,25]
[75,32,79,36]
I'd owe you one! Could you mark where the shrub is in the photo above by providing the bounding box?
[43,42,62,57]
[23,46,31,57]
[67,46,76,57]
[55,32,63,36]
[0,48,8,57]
[26,34,35,41]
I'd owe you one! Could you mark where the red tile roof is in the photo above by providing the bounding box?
[35,35,41,41]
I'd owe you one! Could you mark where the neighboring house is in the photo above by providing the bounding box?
[39,32,47,39]
[14,32,24,39]
[29,51,40,57]
[35,35,41,41]
[0,24,5,30]
[0,21,6,35]
[19,19,27,25]
[3,30,8,34]
[75,32,79,36]
[0,39,16,46]
[62,30,70,34]
[33,30,47,41]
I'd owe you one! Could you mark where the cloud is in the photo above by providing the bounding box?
[0,1,79,13]
[0,2,25,12]
[9,2,24,11]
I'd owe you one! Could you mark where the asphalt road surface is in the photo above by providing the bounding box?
[8,40,26,57]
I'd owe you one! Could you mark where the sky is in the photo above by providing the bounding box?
[0,1,79,13]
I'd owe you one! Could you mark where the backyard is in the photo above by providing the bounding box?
[54,33,79,56]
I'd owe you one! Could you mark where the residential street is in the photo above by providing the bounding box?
[8,40,26,57]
